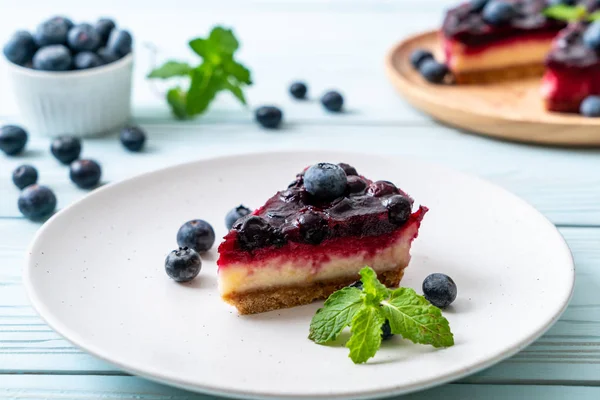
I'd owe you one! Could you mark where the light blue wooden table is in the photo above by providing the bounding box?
[1,0,599,398]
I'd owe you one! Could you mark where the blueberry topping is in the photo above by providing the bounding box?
[280,188,309,203]
[51,135,81,164]
[68,24,101,52]
[69,159,102,189]
[97,47,120,64]
[0,125,28,156]
[423,273,457,308]
[469,0,489,12]
[321,91,344,112]
[95,18,116,45]
[225,205,252,230]
[381,320,394,340]
[409,49,434,69]
[165,247,201,282]
[337,162,358,176]
[348,280,363,290]
[18,185,57,221]
[34,18,69,46]
[296,210,329,244]
[583,21,600,51]
[32,45,72,71]
[120,126,146,152]
[548,0,575,5]
[580,96,600,117]
[419,60,449,84]
[73,51,102,70]
[177,219,216,252]
[482,1,517,26]
[3,31,37,66]
[12,165,38,189]
[289,81,308,99]
[367,180,397,197]
[304,163,348,200]
[255,106,283,129]
[106,29,132,57]
[383,195,412,225]
[347,175,368,193]
[235,215,284,251]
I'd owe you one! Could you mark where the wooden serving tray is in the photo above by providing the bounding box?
[385,30,600,147]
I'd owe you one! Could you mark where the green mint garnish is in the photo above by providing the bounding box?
[147,26,252,120]
[543,4,587,21]
[309,266,454,364]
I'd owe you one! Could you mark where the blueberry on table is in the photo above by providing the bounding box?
[419,60,449,84]
[289,81,308,99]
[68,23,101,52]
[0,125,28,156]
[321,91,344,112]
[73,52,103,70]
[304,163,348,200]
[107,29,133,57]
[69,159,102,189]
[120,126,147,152]
[95,18,116,45]
[51,135,81,164]
[409,49,433,69]
[34,18,69,46]
[32,45,72,71]
[423,273,457,308]
[3,31,37,66]
[177,220,216,252]
[583,21,600,51]
[97,47,120,64]
[255,106,283,129]
[580,96,600,117]
[482,1,517,26]
[381,320,394,340]
[225,205,252,230]
[382,195,412,225]
[18,185,57,221]
[12,165,38,189]
[165,247,202,282]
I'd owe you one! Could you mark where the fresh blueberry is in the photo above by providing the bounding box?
[337,162,358,176]
[348,280,363,290]
[12,165,38,189]
[32,45,72,71]
[383,195,412,225]
[289,81,308,99]
[419,60,449,84]
[69,159,102,189]
[580,96,600,117]
[583,21,600,51]
[3,31,37,66]
[51,135,81,164]
[34,18,69,46]
[367,180,397,197]
[177,219,216,252]
[482,1,517,26]
[95,18,116,45]
[296,210,329,244]
[165,247,201,282]
[410,49,433,69]
[48,16,74,30]
[470,0,489,12]
[18,185,57,221]
[120,126,146,152]
[304,163,347,201]
[347,175,368,193]
[96,47,120,64]
[255,106,283,128]
[381,320,394,340]
[0,125,28,156]
[68,23,101,52]
[225,205,252,230]
[423,273,457,308]
[107,29,132,57]
[234,215,284,250]
[73,51,102,70]
[321,91,344,112]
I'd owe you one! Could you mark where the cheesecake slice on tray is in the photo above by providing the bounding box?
[217,163,427,315]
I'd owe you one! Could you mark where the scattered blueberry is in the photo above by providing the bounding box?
[12,165,38,189]
[423,273,457,308]
[234,215,284,250]
[69,159,102,189]
[106,29,132,57]
[225,205,252,230]
[97,47,120,64]
[580,96,600,117]
[177,219,216,252]
[410,49,433,69]
[18,185,57,221]
[34,17,69,46]
[289,82,308,99]
[583,21,600,51]
[165,247,201,282]
[74,51,103,70]
[120,126,146,152]
[383,195,412,225]
[3,31,37,66]
[255,106,283,129]
[482,1,517,26]
[321,91,344,112]
[304,163,348,200]
[470,0,489,12]
[381,320,394,340]
[419,60,449,84]
[51,135,81,164]
[0,125,28,156]
[68,23,101,52]
[48,16,74,31]
[337,162,358,176]
[347,175,368,193]
[95,18,116,45]
[367,180,397,197]
[296,210,329,244]
[32,45,72,71]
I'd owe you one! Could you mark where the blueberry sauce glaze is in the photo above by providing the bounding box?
[546,22,600,70]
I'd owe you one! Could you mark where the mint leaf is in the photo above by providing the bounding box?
[185,64,221,116]
[382,287,454,348]
[148,61,192,79]
[589,10,600,21]
[223,57,252,84]
[346,304,385,364]
[359,266,389,304]
[166,87,188,119]
[222,79,247,105]
[543,4,586,21]
[309,287,363,344]
[209,27,239,55]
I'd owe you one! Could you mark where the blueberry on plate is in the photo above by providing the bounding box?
[73,52,103,70]
[321,91,344,112]
[419,59,449,84]
[3,31,37,66]
[255,106,283,128]
[96,47,120,64]
[51,135,81,164]
[12,165,38,189]
[584,21,600,51]
[68,23,101,52]
[225,205,252,230]
[32,45,72,71]
[34,17,69,47]
[289,81,308,99]
[18,185,57,221]
[423,273,457,308]
[580,96,600,117]
[120,126,146,152]
[107,29,133,57]
[69,159,102,189]
[382,195,412,225]
[165,247,201,282]
[296,210,329,244]
[381,320,394,340]
[470,0,489,12]
[482,0,517,26]
[304,162,348,200]
[177,219,216,252]
[0,125,28,156]
[95,18,116,45]
[409,49,433,69]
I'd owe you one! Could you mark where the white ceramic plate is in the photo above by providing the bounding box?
[25,151,574,400]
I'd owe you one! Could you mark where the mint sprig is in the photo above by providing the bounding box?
[309,266,454,364]
[543,4,587,21]
[148,26,252,120]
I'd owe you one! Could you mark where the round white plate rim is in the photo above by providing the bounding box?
[23,150,576,400]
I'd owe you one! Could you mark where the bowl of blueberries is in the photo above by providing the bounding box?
[2,16,134,138]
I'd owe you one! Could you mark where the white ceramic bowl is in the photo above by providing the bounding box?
[4,54,133,138]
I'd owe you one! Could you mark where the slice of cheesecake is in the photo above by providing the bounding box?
[217,163,427,315]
